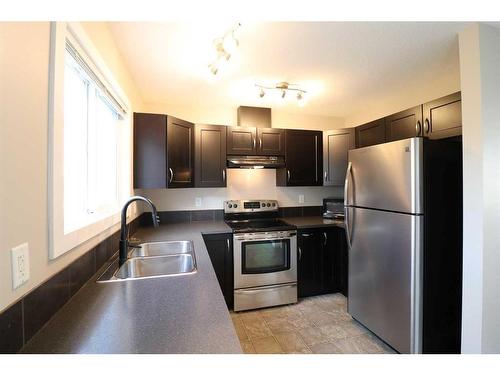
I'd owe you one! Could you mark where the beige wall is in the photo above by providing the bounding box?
[144,102,345,131]
[0,22,144,313]
[137,169,343,212]
[459,23,500,354]
[344,65,461,128]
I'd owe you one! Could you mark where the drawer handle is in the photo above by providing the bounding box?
[236,284,296,295]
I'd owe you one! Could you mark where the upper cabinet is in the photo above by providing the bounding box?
[133,113,167,189]
[226,126,284,156]
[422,92,462,139]
[133,112,194,189]
[277,129,323,186]
[194,124,227,188]
[226,126,256,155]
[355,118,386,148]
[166,117,194,188]
[354,92,462,148]
[257,128,285,156]
[323,128,355,186]
[385,105,423,142]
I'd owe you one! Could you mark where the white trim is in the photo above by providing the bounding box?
[48,22,131,260]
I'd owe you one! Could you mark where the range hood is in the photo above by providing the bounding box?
[227,155,285,169]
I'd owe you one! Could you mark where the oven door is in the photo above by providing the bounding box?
[234,231,297,289]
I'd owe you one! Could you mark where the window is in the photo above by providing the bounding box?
[63,42,121,233]
[48,22,130,259]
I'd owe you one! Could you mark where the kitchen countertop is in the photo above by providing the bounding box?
[283,216,345,229]
[21,221,241,354]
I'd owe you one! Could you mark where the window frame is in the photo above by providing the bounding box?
[48,22,131,259]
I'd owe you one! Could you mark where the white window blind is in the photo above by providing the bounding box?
[63,41,121,234]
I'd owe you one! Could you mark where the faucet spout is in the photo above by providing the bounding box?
[119,196,159,266]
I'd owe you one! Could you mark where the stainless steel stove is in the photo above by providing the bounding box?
[224,200,298,311]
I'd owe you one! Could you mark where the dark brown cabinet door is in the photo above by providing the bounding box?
[203,233,234,309]
[226,126,257,155]
[355,119,386,148]
[277,130,323,186]
[385,105,423,142]
[167,117,194,188]
[133,113,167,188]
[423,92,462,139]
[256,128,285,156]
[323,128,355,186]
[194,124,227,188]
[298,229,324,298]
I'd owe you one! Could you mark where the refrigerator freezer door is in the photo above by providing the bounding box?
[346,137,423,214]
[346,206,423,354]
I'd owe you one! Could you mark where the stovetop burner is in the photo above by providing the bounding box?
[223,199,296,233]
[225,218,296,233]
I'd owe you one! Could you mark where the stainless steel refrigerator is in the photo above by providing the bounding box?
[344,137,462,354]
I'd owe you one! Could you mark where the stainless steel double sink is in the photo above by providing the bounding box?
[97,240,197,283]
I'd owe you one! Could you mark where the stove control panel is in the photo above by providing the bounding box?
[224,200,278,213]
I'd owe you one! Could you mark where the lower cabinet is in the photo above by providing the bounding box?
[202,233,234,309]
[337,228,348,297]
[297,227,348,298]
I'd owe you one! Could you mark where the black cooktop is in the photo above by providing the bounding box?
[225,218,296,233]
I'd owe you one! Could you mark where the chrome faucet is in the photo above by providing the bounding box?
[119,196,160,266]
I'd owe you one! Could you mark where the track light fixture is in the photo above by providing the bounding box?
[255,82,306,105]
[208,23,241,76]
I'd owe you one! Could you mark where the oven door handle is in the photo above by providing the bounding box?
[234,233,296,241]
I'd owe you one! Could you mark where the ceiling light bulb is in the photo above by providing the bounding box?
[259,88,266,98]
[297,91,303,100]
[281,89,286,99]
[208,62,218,75]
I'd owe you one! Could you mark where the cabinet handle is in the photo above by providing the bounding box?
[323,232,327,246]
[415,121,421,136]
[287,169,291,182]
[424,118,430,134]
[253,137,256,149]
[226,238,231,252]
[301,233,312,237]
[222,169,226,181]
[169,168,174,183]
[259,137,262,150]
[298,246,302,260]
[324,170,328,182]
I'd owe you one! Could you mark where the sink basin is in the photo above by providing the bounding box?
[97,240,197,283]
[129,240,193,257]
[115,254,196,279]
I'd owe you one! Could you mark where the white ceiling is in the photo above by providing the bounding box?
[108,22,469,119]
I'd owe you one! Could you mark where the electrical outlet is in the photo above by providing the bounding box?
[299,194,305,204]
[195,197,202,207]
[11,243,30,289]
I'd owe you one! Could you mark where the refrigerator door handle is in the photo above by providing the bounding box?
[344,161,353,207]
[345,207,353,249]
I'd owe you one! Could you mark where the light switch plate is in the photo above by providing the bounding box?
[298,194,305,204]
[11,243,30,289]
[195,197,202,207]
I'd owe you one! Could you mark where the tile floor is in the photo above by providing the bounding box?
[230,293,397,354]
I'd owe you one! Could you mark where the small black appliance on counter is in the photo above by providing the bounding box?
[322,197,345,219]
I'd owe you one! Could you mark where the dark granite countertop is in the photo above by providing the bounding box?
[21,221,241,354]
[283,216,345,229]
